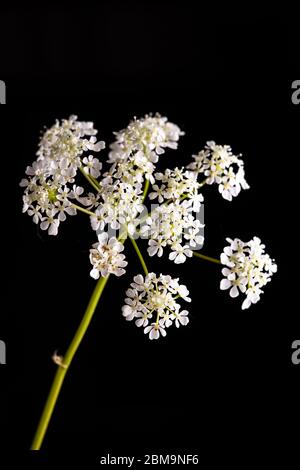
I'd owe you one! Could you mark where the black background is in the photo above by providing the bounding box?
[0,3,299,467]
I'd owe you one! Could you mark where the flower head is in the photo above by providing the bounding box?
[122,273,191,339]
[108,114,184,166]
[220,236,277,309]
[89,115,184,235]
[20,116,105,235]
[89,232,127,279]
[187,141,249,201]
[143,168,204,262]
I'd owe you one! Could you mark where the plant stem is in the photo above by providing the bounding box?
[129,236,149,275]
[142,179,150,202]
[72,203,96,217]
[199,178,208,188]
[193,251,221,264]
[89,173,101,187]
[31,275,110,450]
[79,167,101,192]
[31,179,149,450]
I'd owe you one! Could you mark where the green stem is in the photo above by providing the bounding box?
[89,173,101,187]
[31,275,110,450]
[193,251,221,264]
[129,236,149,275]
[199,178,208,188]
[142,179,150,202]
[79,167,101,192]
[72,203,96,217]
[31,179,149,450]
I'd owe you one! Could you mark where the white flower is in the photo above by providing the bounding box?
[108,114,184,166]
[144,168,204,262]
[121,304,137,321]
[54,200,76,221]
[152,167,200,202]
[169,243,193,264]
[89,232,127,279]
[171,310,189,328]
[135,311,153,327]
[40,209,60,236]
[82,155,103,178]
[220,270,247,298]
[122,273,191,339]
[184,224,204,248]
[149,184,166,203]
[93,172,144,233]
[91,114,183,236]
[144,321,167,340]
[27,205,42,224]
[220,236,277,309]
[20,116,105,235]
[147,239,165,257]
[176,284,192,302]
[187,141,249,200]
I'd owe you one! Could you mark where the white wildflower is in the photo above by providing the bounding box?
[144,168,204,262]
[89,232,127,279]
[40,209,60,236]
[171,309,189,328]
[169,243,193,264]
[108,114,184,165]
[144,321,167,340]
[122,273,191,339]
[220,236,277,309]
[86,114,184,235]
[187,141,250,201]
[82,155,103,178]
[20,116,105,235]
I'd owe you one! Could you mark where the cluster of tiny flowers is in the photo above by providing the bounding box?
[122,273,191,339]
[187,141,249,201]
[20,112,279,346]
[108,114,184,182]
[142,168,204,263]
[89,232,127,279]
[220,237,277,309]
[20,116,105,235]
[90,115,184,235]
[90,177,144,235]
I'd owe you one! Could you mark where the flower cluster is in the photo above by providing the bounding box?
[122,273,191,339]
[108,114,184,168]
[90,114,184,235]
[90,233,127,279]
[20,115,105,235]
[143,168,204,263]
[87,116,187,282]
[21,112,278,344]
[220,237,277,309]
[187,141,249,201]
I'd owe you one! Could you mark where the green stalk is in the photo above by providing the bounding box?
[129,236,149,275]
[79,167,101,192]
[31,275,109,450]
[193,251,221,264]
[142,179,150,202]
[31,180,150,450]
[72,203,96,217]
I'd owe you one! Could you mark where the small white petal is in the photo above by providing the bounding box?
[220,279,231,290]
